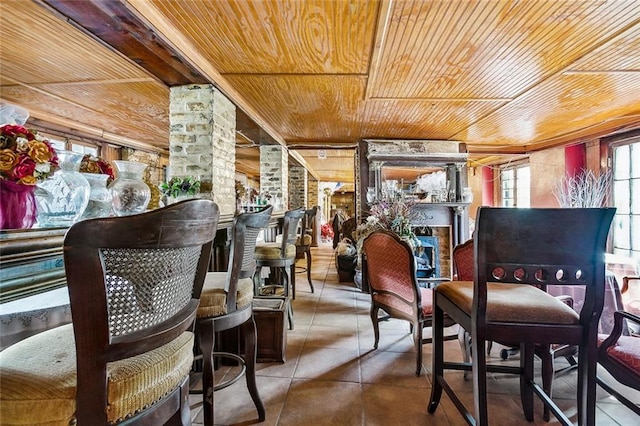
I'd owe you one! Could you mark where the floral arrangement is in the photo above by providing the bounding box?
[321,222,334,240]
[159,176,201,198]
[79,154,114,182]
[353,191,420,267]
[368,191,417,240]
[0,124,58,185]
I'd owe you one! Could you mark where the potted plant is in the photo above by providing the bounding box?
[159,176,201,204]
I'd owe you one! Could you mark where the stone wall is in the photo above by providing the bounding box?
[260,145,288,210]
[308,178,319,209]
[169,85,236,215]
[289,166,307,208]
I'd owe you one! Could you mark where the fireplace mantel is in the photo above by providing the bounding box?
[410,202,470,247]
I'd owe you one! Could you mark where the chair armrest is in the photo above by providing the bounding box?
[599,310,640,352]
[621,276,640,294]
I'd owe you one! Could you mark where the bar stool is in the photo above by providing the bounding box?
[194,205,273,426]
[254,207,305,329]
[295,206,318,294]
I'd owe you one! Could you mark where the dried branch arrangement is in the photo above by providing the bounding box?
[553,169,611,208]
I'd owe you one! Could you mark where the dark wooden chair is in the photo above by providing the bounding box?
[362,230,458,376]
[597,309,640,415]
[194,205,272,426]
[428,207,615,426]
[295,205,318,294]
[0,199,220,425]
[254,207,305,329]
[453,237,579,420]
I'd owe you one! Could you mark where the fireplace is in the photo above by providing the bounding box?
[415,235,439,278]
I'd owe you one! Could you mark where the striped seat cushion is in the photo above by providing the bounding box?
[0,324,194,425]
[254,242,296,260]
[197,272,254,317]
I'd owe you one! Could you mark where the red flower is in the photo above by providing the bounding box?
[13,156,36,179]
[0,124,58,185]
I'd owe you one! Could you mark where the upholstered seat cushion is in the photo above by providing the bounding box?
[599,335,640,377]
[296,234,312,246]
[254,242,296,260]
[437,281,579,324]
[197,272,254,317]
[0,324,194,425]
[374,287,433,317]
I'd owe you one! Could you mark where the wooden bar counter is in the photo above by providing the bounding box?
[0,210,284,349]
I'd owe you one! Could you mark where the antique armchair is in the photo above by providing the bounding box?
[362,230,458,376]
[0,199,220,425]
[428,207,615,426]
[195,205,272,426]
[597,310,640,415]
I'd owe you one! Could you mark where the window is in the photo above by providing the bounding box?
[47,138,66,152]
[71,143,97,156]
[500,164,530,207]
[612,142,639,261]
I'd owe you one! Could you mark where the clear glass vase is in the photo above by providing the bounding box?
[80,173,113,219]
[109,160,150,216]
[36,150,90,227]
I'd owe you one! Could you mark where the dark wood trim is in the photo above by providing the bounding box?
[38,0,207,86]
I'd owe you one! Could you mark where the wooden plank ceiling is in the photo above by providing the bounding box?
[1,0,639,187]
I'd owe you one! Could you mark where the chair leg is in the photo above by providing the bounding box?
[428,301,445,413]
[471,328,489,425]
[198,319,215,426]
[577,343,598,426]
[371,305,380,349]
[520,343,535,422]
[241,316,266,421]
[305,247,314,293]
[413,320,423,376]
[291,263,297,300]
[286,266,295,329]
[540,344,554,421]
[458,328,471,380]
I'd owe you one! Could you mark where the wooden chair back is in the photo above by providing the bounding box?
[298,206,318,246]
[279,207,305,257]
[63,199,220,423]
[363,230,420,319]
[474,207,616,337]
[224,205,273,313]
[452,238,474,281]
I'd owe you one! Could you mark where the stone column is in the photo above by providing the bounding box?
[307,176,320,246]
[308,177,319,209]
[260,145,288,211]
[169,84,236,215]
[288,166,307,209]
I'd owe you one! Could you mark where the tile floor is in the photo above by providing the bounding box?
[189,242,639,425]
